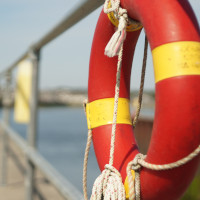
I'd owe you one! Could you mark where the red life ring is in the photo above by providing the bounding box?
[86,0,200,199]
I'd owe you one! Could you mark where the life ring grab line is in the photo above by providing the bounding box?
[85,98,132,129]
[85,0,200,199]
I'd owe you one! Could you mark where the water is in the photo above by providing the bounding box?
[2,106,154,195]
[37,107,100,193]
[3,107,100,195]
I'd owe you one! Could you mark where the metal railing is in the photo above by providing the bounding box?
[0,0,104,199]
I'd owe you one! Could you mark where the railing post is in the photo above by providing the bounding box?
[25,49,40,200]
[0,72,12,186]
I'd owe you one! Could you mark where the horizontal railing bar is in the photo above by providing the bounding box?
[0,121,84,200]
[0,0,103,77]
[0,52,28,78]
[33,0,104,51]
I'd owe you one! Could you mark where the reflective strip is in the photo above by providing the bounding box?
[86,98,132,129]
[153,41,200,83]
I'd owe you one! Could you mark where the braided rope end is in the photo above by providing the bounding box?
[90,164,126,200]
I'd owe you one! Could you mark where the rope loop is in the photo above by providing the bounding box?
[104,14,127,57]
[131,153,146,171]
[105,164,121,176]
[126,146,200,200]
[126,154,146,200]
[118,11,128,30]
[91,164,126,200]
[104,0,120,14]
[118,7,128,22]
[104,0,128,57]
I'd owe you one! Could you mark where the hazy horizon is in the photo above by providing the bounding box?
[1,0,199,91]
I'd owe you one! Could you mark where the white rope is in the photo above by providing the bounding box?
[84,1,129,199]
[83,1,128,199]
[90,45,125,200]
[83,129,93,200]
[104,0,120,14]
[91,164,126,200]
[109,45,123,166]
[126,162,136,200]
[139,146,200,170]
[83,1,200,200]
[127,145,200,200]
[104,0,128,57]
[127,153,146,200]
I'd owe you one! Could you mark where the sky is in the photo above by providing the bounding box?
[0,0,199,91]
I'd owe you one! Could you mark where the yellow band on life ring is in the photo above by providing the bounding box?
[107,1,143,32]
[153,41,200,83]
[86,98,132,129]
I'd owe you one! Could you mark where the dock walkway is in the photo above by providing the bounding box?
[0,134,65,200]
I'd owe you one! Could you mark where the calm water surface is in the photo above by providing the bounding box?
[1,106,154,195]
[1,107,99,194]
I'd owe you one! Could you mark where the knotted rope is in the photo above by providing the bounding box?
[89,46,125,200]
[104,0,128,57]
[83,1,200,200]
[127,145,200,200]
[83,47,126,200]
[91,164,125,200]
[88,1,130,199]
[83,1,128,199]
